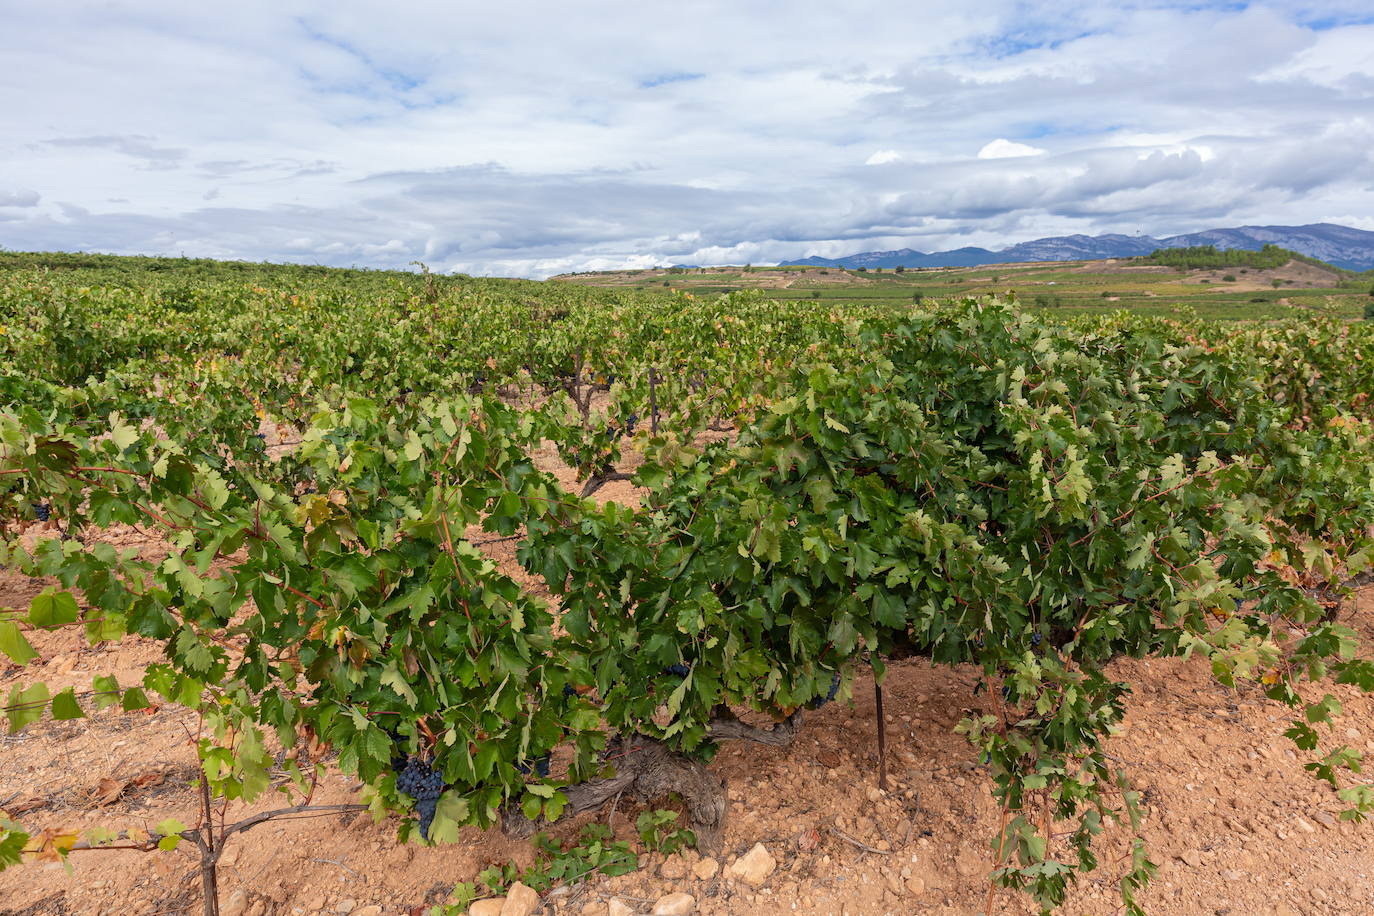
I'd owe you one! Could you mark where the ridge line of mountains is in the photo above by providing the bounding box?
[784,222,1374,272]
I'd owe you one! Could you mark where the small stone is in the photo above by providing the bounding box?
[353,908,382,916]
[501,882,540,916]
[469,900,505,916]
[955,849,984,878]
[728,843,776,887]
[660,855,690,880]
[221,890,250,916]
[691,857,719,881]
[335,900,357,915]
[1294,817,1316,834]
[1221,870,1244,882]
[1313,811,1338,828]
[607,901,634,916]
[1180,850,1203,868]
[651,892,696,915]
[905,877,926,896]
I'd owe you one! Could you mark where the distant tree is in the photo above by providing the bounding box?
[911,291,924,303]
[1223,274,1237,282]
[1365,299,1374,320]
[1145,243,1297,271]
[894,265,905,273]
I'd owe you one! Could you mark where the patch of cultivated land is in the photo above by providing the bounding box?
[556,258,1372,321]
[4,446,1373,916]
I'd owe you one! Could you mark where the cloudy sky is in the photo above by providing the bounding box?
[2,1,1373,277]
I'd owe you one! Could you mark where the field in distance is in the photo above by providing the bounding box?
[555,254,1374,321]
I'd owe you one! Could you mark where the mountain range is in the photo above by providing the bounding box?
[785,223,1374,272]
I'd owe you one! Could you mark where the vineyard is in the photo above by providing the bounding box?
[2,255,1374,916]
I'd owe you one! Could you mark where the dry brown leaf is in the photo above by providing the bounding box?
[87,777,128,808]
[5,795,46,815]
[131,769,168,789]
[798,827,822,852]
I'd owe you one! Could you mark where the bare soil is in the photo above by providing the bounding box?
[4,468,1373,916]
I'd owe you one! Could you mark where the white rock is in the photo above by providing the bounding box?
[728,843,776,887]
[221,890,250,916]
[691,857,719,881]
[607,901,634,916]
[469,898,505,916]
[500,882,540,916]
[651,892,696,915]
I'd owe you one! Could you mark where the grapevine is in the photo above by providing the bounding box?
[0,255,1372,916]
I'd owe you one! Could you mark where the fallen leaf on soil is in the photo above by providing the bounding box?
[4,795,46,815]
[131,769,168,789]
[87,777,128,808]
[797,827,822,852]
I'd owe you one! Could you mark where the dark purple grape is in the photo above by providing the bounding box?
[808,672,841,709]
[515,754,552,778]
[415,797,438,839]
[396,757,446,802]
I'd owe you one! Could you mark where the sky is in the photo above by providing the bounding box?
[2,1,1373,278]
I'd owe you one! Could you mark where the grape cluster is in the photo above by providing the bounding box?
[603,414,640,440]
[663,663,691,678]
[514,754,552,778]
[807,672,842,710]
[31,502,51,522]
[395,757,447,839]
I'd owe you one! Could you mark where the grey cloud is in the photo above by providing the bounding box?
[0,190,40,207]
[43,135,187,167]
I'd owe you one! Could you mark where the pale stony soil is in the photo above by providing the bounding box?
[4,455,1374,916]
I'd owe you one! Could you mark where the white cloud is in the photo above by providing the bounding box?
[978,139,1048,159]
[0,2,1371,275]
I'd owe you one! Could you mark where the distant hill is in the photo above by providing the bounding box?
[787,223,1374,272]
